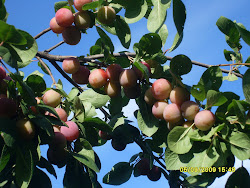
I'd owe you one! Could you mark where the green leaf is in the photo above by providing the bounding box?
[0,0,7,21]
[7,30,38,68]
[38,61,51,75]
[216,16,240,44]
[84,117,112,132]
[0,21,27,45]
[82,102,97,118]
[0,145,10,172]
[192,67,223,101]
[103,162,133,185]
[124,0,148,24]
[26,75,46,94]
[206,90,228,108]
[28,168,52,188]
[169,31,183,52]
[96,27,114,53]
[170,54,192,76]
[0,118,17,147]
[114,16,131,49]
[137,110,159,137]
[73,96,85,122]
[54,1,68,12]
[82,0,103,10]
[68,87,79,101]
[158,24,168,47]
[15,148,33,188]
[63,158,92,188]
[37,157,57,179]
[147,0,171,33]
[225,167,250,188]
[79,89,110,108]
[71,139,100,172]
[243,69,250,103]
[139,33,162,55]
[187,146,219,176]
[165,148,193,170]
[228,131,250,160]
[183,173,217,187]
[235,23,250,46]
[170,0,186,51]
[167,126,193,154]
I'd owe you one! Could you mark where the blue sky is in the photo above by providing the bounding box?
[4,0,250,187]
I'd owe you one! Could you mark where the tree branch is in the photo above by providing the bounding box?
[34,27,51,39]
[36,52,243,78]
[45,41,65,53]
[48,59,83,92]
[36,56,57,86]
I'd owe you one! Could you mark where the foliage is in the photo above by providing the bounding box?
[0,0,250,188]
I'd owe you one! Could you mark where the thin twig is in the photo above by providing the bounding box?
[45,41,65,53]
[36,56,57,86]
[34,27,51,39]
[0,59,11,73]
[216,63,250,67]
[48,59,83,92]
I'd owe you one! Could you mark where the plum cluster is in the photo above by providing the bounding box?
[64,61,151,99]
[50,0,116,45]
[41,89,80,167]
[145,79,216,131]
[135,158,161,181]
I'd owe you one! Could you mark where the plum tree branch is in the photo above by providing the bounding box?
[48,59,83,92]
[36,51,243,78]
[34,27,51,39]
[36,56,57,87]
[45,41,65,53]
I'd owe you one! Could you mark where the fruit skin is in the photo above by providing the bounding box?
[194,110,216,131]
[72,66,90,85]
[49,132,67,150]
[123,84,141,99]
[50,17,65,34]
[62,26,81,45]
[74,11,91,29]
[133,61,151,79]
[151,78,172,100]
[152,101,168,119]
[55,8,74,27]
[169,87,190,106]
[104,81,121,97]
[144,88,157,106]
[74,0,92,11]
[181,101,199,120]
[47,147,68,167]
[147,166,161,181]
[0,80,7,95]
[62,58,80,74]
[163,103,182,124]
[42,90,61,108]
[16,119,35,141]
[106,64,123,82]
[0,97,17,118]
[46,108,68,122]
[98,130,112,140]
[60,121,80,141]
[119,69,137,88]
[111,139,126,151]
[89,69,108,88]
[168,118,185,130]
[97,6,116,25]
[0,67,6,80]
[183,121,195,129]
[136,158,150,175]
